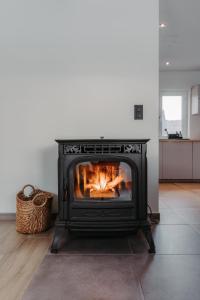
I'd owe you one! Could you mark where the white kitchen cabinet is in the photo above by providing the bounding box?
[159,142,163,179]
[162,141,193,179]
[193,142,200,179]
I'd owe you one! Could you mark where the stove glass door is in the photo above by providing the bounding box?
[74,161,132,201]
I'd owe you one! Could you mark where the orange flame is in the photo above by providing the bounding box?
[75,163,125,198]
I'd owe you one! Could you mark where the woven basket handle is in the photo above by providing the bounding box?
[32,193,48,208]
[22,184,35,198]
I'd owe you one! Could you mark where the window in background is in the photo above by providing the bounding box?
[161,95,182,136]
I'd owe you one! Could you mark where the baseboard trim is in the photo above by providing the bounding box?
[0,213,16,221]
[160,179,200,183]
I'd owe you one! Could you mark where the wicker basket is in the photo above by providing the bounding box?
[16,184,53,234]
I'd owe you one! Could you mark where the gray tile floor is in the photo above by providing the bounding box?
[23,183,200,300]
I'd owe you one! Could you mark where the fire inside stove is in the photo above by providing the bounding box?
[74,161,132,200]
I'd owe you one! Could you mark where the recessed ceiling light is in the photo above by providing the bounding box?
[160,23,167,28]
[165,61,171,66]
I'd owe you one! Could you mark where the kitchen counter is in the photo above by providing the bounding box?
[159,139,200,181]
[160,139,200,142]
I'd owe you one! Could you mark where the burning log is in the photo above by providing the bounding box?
[90,190,116,198]
[106,175,123,190]
[85,175,123,195]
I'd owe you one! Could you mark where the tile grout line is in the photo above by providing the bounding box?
[189,224,200,237]
[128,262,145,300]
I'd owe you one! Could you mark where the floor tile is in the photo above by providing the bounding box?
[190,224,200,235]
[153,224,200,254]
[159,209,186,225]
[133,255,200,300]
[159,200,171,209]
[22,255,143,300]
[159,190,200,208]
[129,224,200,254]
[175,183,200,193]
[172,208,200,224]
[159,183,180,192]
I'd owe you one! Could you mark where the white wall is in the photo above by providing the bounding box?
[0,0,159,213]
[160,71,200,139]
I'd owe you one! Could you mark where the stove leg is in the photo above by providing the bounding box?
[142,225,156,253]
[50,224,67,254]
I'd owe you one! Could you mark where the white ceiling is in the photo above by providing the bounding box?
[160,0,200,71]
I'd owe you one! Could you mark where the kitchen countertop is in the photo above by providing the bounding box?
[159,139,200,142]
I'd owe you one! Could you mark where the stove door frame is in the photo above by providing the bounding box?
[69,155,137,206]
[63,155,141,223]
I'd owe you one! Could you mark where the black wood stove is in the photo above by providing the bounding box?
[51,139,155,253]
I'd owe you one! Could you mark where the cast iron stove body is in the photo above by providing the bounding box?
[51,139,155,253]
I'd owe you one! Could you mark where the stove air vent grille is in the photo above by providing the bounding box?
[63,144,141,154]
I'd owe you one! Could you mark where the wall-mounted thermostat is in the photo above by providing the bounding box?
[134,105,143,120]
